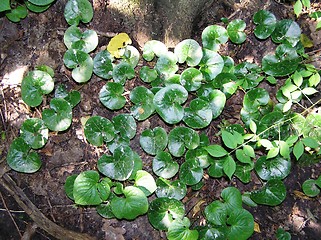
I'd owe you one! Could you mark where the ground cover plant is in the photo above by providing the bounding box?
[3,0,321,239]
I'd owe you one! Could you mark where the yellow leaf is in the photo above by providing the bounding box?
[300,34,314,48]
[254,222,261,233]
[107,33,132,58]
[293,190,312,200]
[192,199,206,217]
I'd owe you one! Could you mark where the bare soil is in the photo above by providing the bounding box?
[1,0,321,239]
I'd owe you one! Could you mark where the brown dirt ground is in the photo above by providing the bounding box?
[1,0,321,239]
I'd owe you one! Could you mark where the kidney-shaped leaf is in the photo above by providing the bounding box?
[183,98,213,129]
[112,62,135,85]
[251,179,286,206]
[253,10,276,39]
[98,145,134,181]
[271,19,301,46]
[28,0,56,6]
[221,187,243,214]
[227,19,246,44]
[20,118,48,149]
[302,179,320,197]
[199,49,224,81]
[42,98,72,132]
[134,170,157,196]
[204,200,227,226]
[179,159,203,185]
[140,127,168,155]
[156,178,187,200]
[139,66,158,83]
[255,155,291,181]
[84,116,115,146]
[174,39,203,66]
[6,137,41,173]
[73,170,110,205]
[153,84,188,124]
[112,114,136,140]
[198,87,226,119]
[202,25,228,51]
[148,197,185,230]
[153,151,179,179]
[63,49,93,83]
[130,86,155,120]
[167,217,199,240]
[227,208,254,240]
[155,52,179,80]
[111,186,148,220]
[64,0,93,26]
[21,70,54,107]
[180,68,203,92]
[93,50,114,79]
[143,40,168,61]
[99,82,126,110]
[243,88,270,113]
[168,127,200,157]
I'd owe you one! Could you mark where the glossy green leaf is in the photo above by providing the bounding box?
[64,174,77,200]
[183,98,212,129]
[153,84,188,124]
[251,179,286,206]
[255,156,291,181]
[235,162,253,183]
[64,25,98,53]
[202,25,228,51]
[227,208,254,240]
[21,70,54,107]
[253,10,276,39]
[5,5,27,22]
[204,200,226,225]
[99,82,126,110]
[185,148,211,168]
[271,19,301,46]
[111,186,148,220]
[25,1,52,13]
[302,179,320,197]
[167,217,199,240]
[293,141,304,160]
[139,66,158,83]
[180,68,203,91]
[227,19,246,44]
[276,228,292,240]
[20,118,48,149]
[27,0,55,6]
[96,203,115,219]
[262,44,300,77]
[243,88,270,113]
[198,87,226,119]
[97,146,135,181]
[112,114,136,140]
[148,197,185,230]
[140,127,168,155]
[174,39,203,66]
[134,170,157,196]
[179,159,203,185]
[84,116,115,146]
[143,40,168,61]
[155,178,187,200]
[63,49,93,83]
[205,144,228,157]
[6,137,41,173]
[0,0,10,12]
[122,45,140,68]
[235,149,251,164]
[93,50,114,79]
[55,84,81,108]
[222,130,238,149]
[64,0,93,26]
[73,170,110,205]
[153,151,179,179]
[130,86,155,120]
[155,52,178,80]
[168,127,200,157]
[107,135,130,154]
[42,98,72,132]
[112,62,135,85]
[223,155,236,180]
[208,159,225,178]
[199,49,224,81]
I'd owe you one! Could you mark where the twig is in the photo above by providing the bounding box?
[0,191,22,238]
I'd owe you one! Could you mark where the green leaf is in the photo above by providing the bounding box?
[134,170,157,196]
[64,0,93,26]
[111,186,148,220]
[122,45,140,68]
[205,145,228,157]
[279,141,290,159]
[293,141,304,160]
[153,84,188,124]
[142,40,168,61]
[180,68,203,91]
[223,155,236,180]
[227,19,247,44]
[235,162,253,183]
[222,130,237,149]
[197,87,226,119]
[303,113,321,141]
[27,0,55,6]
[63,49,93,83]
[97,146,135,181]
[204,200,226,225]
[253,10,276,39]
[25,1,52,13]
[84,116,115,146]
[179,160,203,185]
[202,25,228,51]
[21,70,54,107]
[168,127,200,157]
[93,50,113,79]
[267,147,279,159]
[235,149,252,164]
[99,82,126,110]
[140,127,168,155]
[183,98,212,129]
[96,203,114,219]
[107,135,130,154]
[112,62,135,85]
[64,25,98,53]
[73,170,110,205]
[212,73,239,98]
[42,98,72,132]
[167,217,199,240]
[302,179,320,197]
[130,86,155,121]
[148,197,185,230]
[255,155,291,181]
[243,88,270,113]
[185,148,211,168]
[55,84,81,108]
[155,52,178,80]
[155,178,187,200]
[64,174,77,200]
[243,145,255,158]
[208,159,225,178]
[6,137,41,173]
[294,0,303,18]
[301,0,310,8]
[153,151,179,179]
[226,209,254,240]
[301,87,318,95]
[112,114,136,140]
[5,5,28,22]
[251,179,286,206]
[139,66,158,83]
[276,228,292,240]
[174,39,203,66]
[0,0,10,12]
[302,137,319,148]
[271,19,301,46]
[199,49,224,81]
[20,118,48,149]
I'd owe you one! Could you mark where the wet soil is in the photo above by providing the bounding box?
[1,0,321,239]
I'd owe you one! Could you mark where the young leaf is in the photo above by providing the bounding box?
[243,145,255,158]
[294,0,303,18]
[202,25,228,51]
[93,50,114,79]
[112,114,136,140]
[84,116,115,146]
[155,52,179,80]
[183,98,213,129]
[199,49,224,81]
[142,40,168,61]
[179,160,203,185]
[227,19,246,44]
[134,170,157,196]
[112,62,135,85]
[253,10,276,39]
[293,141,304,160]
[139,66,158,83]
[153,151,179,179]
[302,179,320,197]
[197,87,226,119]
[180,68,203,91]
